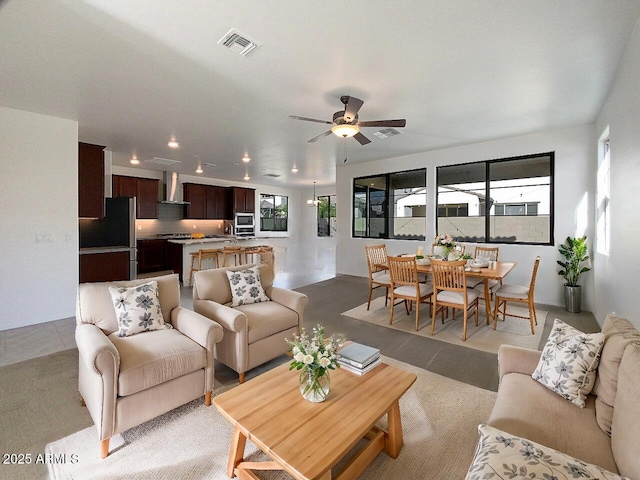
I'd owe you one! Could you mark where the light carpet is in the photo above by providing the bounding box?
[342,296,547,354]
[47,356,496,480]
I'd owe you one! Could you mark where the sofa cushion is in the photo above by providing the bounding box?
[109,281,170,337]
[466,424,627,480]
[532,318,605,407]
[226,266,270,307]
[611,342,640,479]
[488,372,617,472]
[593,315,640,435]
[109,329,206,396]
[235,302,299,344]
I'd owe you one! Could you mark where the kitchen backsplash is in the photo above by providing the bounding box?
[136,218,226,238]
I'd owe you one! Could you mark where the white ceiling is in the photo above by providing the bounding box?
[1,1,639,189]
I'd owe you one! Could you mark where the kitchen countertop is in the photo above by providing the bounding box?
[79,246,132,255]
[167,236,255,245]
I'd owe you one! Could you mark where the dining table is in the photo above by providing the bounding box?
[378,260,517,322]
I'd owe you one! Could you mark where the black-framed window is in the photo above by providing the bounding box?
[436,153,553,245]
[260,194,288,231]
[353,168,426,240]
[317,195,336,237]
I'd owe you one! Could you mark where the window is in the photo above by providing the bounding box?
[597,134,610,255]
[317,195,336,237]
[259,194,288,231]
[436,153,553,244]
[353,168,426,240]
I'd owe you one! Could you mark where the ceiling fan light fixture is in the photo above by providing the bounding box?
[331,124,359,138]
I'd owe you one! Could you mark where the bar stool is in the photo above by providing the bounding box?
[222,246,245,267]
[189,249,221,286]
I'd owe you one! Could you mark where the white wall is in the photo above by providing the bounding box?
[0,107,79,330]
[594,17,640,327]
[336,124,596,310]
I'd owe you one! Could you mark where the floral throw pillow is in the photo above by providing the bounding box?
[226,267,270,307]
[108,281,170,337]
[466,424,628,480]
[532,318,605,407]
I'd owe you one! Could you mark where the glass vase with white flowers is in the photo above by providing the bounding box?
[287,325,344,403]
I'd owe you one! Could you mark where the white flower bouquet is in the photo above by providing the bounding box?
[287,324,344,402]
[433,233,454,248]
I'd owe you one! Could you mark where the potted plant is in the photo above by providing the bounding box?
[557,236,591,313]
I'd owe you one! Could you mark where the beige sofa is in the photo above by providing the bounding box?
[486,315,640,477]
[193,263,308,383]
[76,274,224,457]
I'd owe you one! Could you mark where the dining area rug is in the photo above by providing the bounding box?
[45,356,496,480]
[342,296,547,354]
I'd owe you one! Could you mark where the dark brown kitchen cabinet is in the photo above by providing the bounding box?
[231,187,255,213]
[78,142,105,218]
[137,239,183,282]
[183,183,229,219]
[80,251,129,283]
[112,175,159,219]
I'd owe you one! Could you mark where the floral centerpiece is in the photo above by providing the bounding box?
[433,234,456,259]
[287,325,344,403]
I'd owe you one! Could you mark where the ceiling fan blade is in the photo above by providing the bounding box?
[289,115,332,125]
[343,96,364,123]
[308,130,333,143]
[353,132,371,145]
[357,119,407,128]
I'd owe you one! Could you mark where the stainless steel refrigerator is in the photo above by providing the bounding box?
[79,197,137,280]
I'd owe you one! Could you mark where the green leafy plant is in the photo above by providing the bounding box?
[557,236,591,287]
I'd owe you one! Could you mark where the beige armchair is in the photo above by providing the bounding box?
[193,263,307,383]
[75,274,223,458]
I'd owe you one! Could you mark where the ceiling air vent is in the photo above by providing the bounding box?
[263,173,281,178]
[218,28,262,57]
[145,157,181,166]
[371,128,402,139]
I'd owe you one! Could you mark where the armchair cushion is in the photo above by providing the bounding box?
[109,329,206,396]
[226,267,270,307]
[109,281,170,337]
[235,301,299,344]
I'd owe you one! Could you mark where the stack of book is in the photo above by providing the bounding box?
[337,342,381,375]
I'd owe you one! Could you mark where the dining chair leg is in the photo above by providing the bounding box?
[528,302,535,334]
[484,280,491,325]
[532,301,538,325]
[474,298,479,326]
[367,282,373,310]
[389,294,396,325]
[502,300,507,322]
[462,311,468,341]
[453,308,456,320]
[493,297,500,330]
[385,287,389,307]
[431,300,437,335]
[415,300,420,331]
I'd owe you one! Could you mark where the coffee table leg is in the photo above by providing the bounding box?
[385,400,403,459]
[227,426,247,478]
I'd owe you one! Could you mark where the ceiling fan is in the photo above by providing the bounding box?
[289,95,406,145]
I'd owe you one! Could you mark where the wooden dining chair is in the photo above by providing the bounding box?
[493,256,541,334]
[388,256,434,331]
[471,246,501,295]
[430,258,479,341]
[365,245,391,310]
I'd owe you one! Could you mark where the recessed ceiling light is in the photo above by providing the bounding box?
[291,166,298,173]
[130,155,139,165]
[168,139,180,148]
[196,166,203,174]
[243,175,250,181]
[242,155,251,163]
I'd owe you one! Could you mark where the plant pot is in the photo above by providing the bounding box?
[564,285,582,313]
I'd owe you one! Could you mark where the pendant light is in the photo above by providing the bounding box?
[307,181,319,207]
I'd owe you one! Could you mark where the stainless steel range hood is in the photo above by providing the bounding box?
[160,171,190,204]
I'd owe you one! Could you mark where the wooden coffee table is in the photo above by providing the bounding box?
[214,361,417,480]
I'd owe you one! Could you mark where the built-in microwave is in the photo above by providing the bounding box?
[234,213,255,237]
